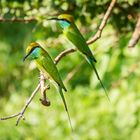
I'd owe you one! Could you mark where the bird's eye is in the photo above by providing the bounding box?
[61,19,70,24]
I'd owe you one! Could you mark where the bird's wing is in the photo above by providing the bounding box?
[38,53,66,91]
[65,24,96,62]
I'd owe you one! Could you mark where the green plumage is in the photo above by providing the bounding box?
[55,14,110,101]
[63,23,97,62]
[24,42,73,131]
[35,47,66,91]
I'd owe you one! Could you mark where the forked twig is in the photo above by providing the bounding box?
[0,83,40,125]
[16,83,41,125]
[0,71,51,125]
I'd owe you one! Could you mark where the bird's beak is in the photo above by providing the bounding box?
[47,17,59,21]
[23,53,30,61]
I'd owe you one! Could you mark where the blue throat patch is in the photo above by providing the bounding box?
[31,47,41,59]
[59,20,70,29]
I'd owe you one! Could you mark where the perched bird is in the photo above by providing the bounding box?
[48,14,110,101]
[23,42,73,130]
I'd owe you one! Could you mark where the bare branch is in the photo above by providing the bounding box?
[0,69,53,125]
[0,83,40,125]
[0,17,37,23]
[0,113,20,120]
[54,48,76,65]
[128,15,140,48]
[87,0,117,44]
[16,83,41,125]
[39,71,51,106]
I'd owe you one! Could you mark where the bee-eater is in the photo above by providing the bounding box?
[48,14,110,101]
[23,42,73,130]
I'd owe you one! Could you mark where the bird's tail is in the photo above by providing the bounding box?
[88,58,110,102]
[58,87,73,132]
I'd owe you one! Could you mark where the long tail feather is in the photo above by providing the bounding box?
[58,87,73,132]
[88,58,110,102]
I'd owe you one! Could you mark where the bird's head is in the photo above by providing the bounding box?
[48,14,74,29]
[23,42,41,61]
[58,14,74,23]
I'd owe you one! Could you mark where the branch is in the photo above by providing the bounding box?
[0,83,40,125]
[16,83,41,125]
[86,0,117,44]
[128,15,140,48]
[39,71,51,106]
[54,48,76,65]
[0,71,51,125]
[0,17,37,23]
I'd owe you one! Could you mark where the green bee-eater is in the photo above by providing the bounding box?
[23,42,73,130]
[49,14,110,101]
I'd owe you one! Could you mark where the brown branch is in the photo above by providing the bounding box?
[0,113,20,121]
[39,71,51,106]
[0,83,40,125]
[2,67,71,125]
[16,83,41,125]
[0,17,37,23]
[128,14,140,48]
[54,48,76,65]
[87,0,117,44]
[0,71,51,125]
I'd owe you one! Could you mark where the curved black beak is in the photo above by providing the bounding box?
[23,53,30,61]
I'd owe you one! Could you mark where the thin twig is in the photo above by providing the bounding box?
[87,0,117,44]
[0,17,37,23]
[0,113,20,120]
[0,83,40,125]
[54,48,76,64]
[0,70,53,125]
[16,83,41,125]
[128,14,140,48]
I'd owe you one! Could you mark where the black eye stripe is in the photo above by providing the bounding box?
[60,18,71,24]
[28,46,40,55]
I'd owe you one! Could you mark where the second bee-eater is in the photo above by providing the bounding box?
[49,14,110,101]
[23,42,73,130]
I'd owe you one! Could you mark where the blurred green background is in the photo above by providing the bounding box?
[0,0,140,140]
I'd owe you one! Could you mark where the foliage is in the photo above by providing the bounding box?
[0,0,140,140]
